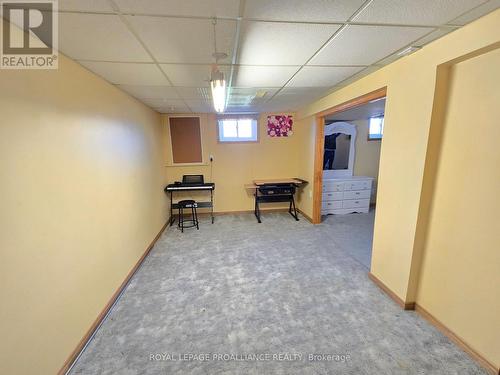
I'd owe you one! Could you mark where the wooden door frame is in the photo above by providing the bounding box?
[312,87,387,224]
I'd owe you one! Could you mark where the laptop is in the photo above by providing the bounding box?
[182,175,204,185]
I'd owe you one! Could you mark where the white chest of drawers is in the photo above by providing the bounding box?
[322,176,373,215]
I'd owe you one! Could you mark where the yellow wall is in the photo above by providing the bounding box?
[0,33,167,375]
[163,113,302,212]
[415,49,500,368]
[296,9,500,370]
[295,116,317,218]
[352,119,381,202]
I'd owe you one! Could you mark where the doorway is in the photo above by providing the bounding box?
[312,88,387,268]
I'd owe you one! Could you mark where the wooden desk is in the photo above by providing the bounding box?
[253,178,305,186]
[245,178,307,223]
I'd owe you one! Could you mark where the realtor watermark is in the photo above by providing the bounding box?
[1,0,58,69]
[148,352,351,363]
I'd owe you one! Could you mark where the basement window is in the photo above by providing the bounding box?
[368,116,384,140]
[217,117,258,142]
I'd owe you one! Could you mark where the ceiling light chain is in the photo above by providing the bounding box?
[212,18,218,63]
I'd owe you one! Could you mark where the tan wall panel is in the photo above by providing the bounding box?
[416,49,500,369]
[0,23,167,374]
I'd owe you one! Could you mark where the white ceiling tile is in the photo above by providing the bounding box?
[185,100,213,113]
[287,66,364,87]
[176,87,212,100]
[229,87,279,106]
[177,88,280,113]
[59,0,114,12]
[116,85,180,100]
[309,25,430,65]
[279,87,332,97]
[155,105,191,114]
[143,99,190,113]
[275,87,330,99]
[448,0,500,25]
[373,53,402,67]
[259,101,300,112]
[59,13,151,62]
[412,28,455,47]
[335,66,382,87]
[235,66,298,87]
[244,0,365,22]
[128,16,236,63]
[257,104,288,113]
[230,87,280,96]
[226,88,278,113]
[79,62,169,85]
[354,0,486,26]
[115,0,239,18]
[227,97,253,105]
[142,98,186,107]
[373,28,456,66]
[160,64,230,87]
[239,21,340,65]
[261,87,330,112]
[225,105,261,113]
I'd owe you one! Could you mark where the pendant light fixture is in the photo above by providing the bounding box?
[210,18,226,113]
[210,66,226,113]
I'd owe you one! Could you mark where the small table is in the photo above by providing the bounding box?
[164,183,215,226]
[245,178,307,223]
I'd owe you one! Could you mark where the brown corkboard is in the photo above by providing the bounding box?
[169,117,202,163]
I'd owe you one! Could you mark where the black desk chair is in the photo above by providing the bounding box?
[177,200,199,232]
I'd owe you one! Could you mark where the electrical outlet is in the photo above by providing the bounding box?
[309,190,312,198]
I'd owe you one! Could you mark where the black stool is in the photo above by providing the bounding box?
[177,200,199,232]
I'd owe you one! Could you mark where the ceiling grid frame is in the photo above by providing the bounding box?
[106,0,193,112]
[55,0,499,113]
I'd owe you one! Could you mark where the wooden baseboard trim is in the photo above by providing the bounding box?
[368,272,415,310]
[297,209,314,223]
[368,273,498,374]
[414,304,499,375]
[57,219,169,375]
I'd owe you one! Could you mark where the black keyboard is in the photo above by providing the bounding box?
[164,183,215,191]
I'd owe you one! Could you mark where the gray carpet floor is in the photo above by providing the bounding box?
[70,211,486,375]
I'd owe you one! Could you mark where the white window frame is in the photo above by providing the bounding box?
[368,116,384,141]
[217,116,259,143]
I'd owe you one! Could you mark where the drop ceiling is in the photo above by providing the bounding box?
[56,0,499,114]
